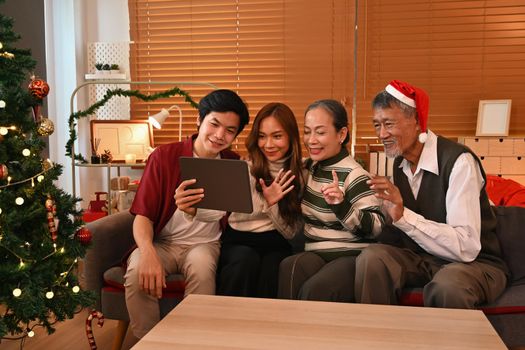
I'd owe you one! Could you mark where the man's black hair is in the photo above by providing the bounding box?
[198,89,250,135]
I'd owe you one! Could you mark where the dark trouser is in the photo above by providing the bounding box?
[217,225,291,298]
[278,252,356,302]
[355,244,507,308]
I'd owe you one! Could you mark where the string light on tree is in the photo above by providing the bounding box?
[12,288,22,297]
[45,291,54,299]
[22,148,31,156]
[0,127,7,135]
[15,197,24,205]
[27,330,34,338]
[0,100,5,108]
[72,286,80,293]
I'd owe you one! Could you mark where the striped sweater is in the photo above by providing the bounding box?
[302,149,384,253]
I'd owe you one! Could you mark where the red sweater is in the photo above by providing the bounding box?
[130,135,240,236]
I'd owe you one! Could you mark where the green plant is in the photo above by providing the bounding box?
[110,64,119,70]
[102,63,110,70]
[95,62,103,70]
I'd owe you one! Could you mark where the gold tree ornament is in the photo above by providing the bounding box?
[0,51,14,59]
[42,158,53,171]
[37,117,54,136]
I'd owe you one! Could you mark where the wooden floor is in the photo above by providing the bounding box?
[0,310,138,350]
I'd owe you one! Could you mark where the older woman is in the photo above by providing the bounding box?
[278,99,384,302]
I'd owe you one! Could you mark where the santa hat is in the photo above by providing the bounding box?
[385,80,430,143]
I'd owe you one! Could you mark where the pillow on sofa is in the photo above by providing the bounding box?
[487,176,525,207]
[494,206,525,285]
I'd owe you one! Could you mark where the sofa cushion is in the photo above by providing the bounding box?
[481,284,525,315]
[103,266,186,292]
[494,206,525,285]
[400,285,525,316]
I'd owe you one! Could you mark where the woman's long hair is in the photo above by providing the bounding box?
[245,103,304,227]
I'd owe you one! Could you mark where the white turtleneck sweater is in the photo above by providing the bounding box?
[190,158,301,239]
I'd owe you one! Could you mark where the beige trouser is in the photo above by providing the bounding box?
[124,240,220,338]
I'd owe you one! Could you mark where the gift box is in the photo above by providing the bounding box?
[112,190,136,212]
[110,176,130,191]
[83,210,107,222]
[88,192,108,212]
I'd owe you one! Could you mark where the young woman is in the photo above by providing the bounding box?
[278,99,384,302]
[216,102,305,298]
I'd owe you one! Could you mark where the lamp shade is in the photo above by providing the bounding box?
[148,108,170,129]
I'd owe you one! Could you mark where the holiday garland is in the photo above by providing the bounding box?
[66,86,199,163]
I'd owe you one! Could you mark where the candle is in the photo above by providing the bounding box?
[124,153,137,164]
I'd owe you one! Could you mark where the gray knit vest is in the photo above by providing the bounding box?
[381,136,507,272]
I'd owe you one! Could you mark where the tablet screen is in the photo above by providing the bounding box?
[179,157,253,213]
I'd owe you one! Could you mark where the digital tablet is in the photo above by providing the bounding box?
[179,157,253,213]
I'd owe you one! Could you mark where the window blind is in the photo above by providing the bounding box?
[129,0,524,157]
[128,0,356,155]
[356,0,525,140]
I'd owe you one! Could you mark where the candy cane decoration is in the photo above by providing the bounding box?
[45,195,57,241]
[86,310,104,350]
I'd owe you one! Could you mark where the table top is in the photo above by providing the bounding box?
[132,294,506,350]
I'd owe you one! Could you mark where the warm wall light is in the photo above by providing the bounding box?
[148,105,183,141]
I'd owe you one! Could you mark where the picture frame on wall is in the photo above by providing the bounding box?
[90,120,154,162]
[476,99,512,137]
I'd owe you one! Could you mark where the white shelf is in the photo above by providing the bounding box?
[85,73,127,80]
[75,162,145,214]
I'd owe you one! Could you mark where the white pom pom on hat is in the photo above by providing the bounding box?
[385,80,429,143]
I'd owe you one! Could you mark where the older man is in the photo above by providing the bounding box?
[355,80,508,308]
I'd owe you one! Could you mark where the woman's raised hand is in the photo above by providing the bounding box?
[260,169,295,207]
[321,170,344,205]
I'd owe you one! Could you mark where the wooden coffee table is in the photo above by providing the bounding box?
[132,294,506,349]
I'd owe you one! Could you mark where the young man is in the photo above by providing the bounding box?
[356,80,508,308]
[125,89,249,338]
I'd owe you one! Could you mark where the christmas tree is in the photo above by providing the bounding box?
[0,5,94,344]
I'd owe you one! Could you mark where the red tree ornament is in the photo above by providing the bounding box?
[28,77,50,99]
[75,226,92,245]
[45,195,57,241]
[0,163,7,180]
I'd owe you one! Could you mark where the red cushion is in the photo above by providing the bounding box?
[486,175,525,207]
[399,289,424,306]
